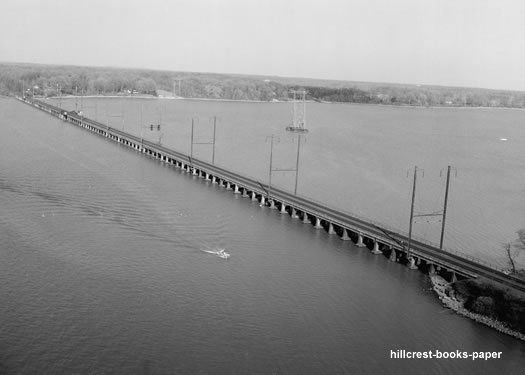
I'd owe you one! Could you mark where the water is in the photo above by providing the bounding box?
[52,96,525,267]
[0,98,524,374]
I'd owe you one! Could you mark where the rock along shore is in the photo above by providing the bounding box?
[430,274,525,341]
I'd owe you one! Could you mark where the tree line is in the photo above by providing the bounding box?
[2,62,525,108]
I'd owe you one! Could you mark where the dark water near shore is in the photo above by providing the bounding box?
[1,98,524,374]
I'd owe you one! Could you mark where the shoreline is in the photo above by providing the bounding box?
[430,275,525,341]
[40,94,525,110]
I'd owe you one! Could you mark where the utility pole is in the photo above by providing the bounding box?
[285,89,308,195]
[139,103,143,141]
[407,166,418,263]
[190,118,194,159]
[439,165,456,250]
[293,134,303,195]
[265,135,280,203]
[212,116,217,164]
[57,84,62,109]
[406,165,456,255]
[190,116,217,163]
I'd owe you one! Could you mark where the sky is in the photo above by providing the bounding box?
[1,0,525,91]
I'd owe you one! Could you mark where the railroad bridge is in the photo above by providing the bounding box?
[17,96,525,293]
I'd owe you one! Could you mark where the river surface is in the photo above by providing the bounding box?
[51,96,525,268]
[1,97,524,374]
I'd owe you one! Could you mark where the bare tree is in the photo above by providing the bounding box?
[504,229,525,275]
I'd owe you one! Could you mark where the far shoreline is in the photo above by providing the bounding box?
[41,94,525,111]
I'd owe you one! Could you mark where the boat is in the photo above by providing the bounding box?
[202,248,230,259]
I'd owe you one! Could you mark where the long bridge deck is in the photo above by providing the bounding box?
[18,96,525,292]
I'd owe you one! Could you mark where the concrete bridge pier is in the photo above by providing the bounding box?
[242,189,249,198]
[340,229,351,240]
[280,204,287,214]
[212,176,217,184]
[428,263,436,274]
[356,233,366,247]
[302,213,310,224]
[328,223,336,234]
[226,182,232,190]
[371,240,382,254]
[450,271,457,283]
[233,185,241,194]
[291,208,299,219]
[314,217,323,229]
[269,199,276,209]
[205,173,210,181]
[389,247,397,262]
[192,167,198,176]
[407,257,418,269]
[251,192,257,201]
[260,195,265,206]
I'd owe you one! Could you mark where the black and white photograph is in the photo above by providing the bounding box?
[0,0,524,374]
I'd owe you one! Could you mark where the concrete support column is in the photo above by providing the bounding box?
[328,223,336,234]
[211,176,217,183]
[389,248,397,262]
[234,185,240,194]
[356,233,366,247]
[408,257,418,270]
[269,199,276,209]
[260,195,265,206]
[280,204,287,214]
[192,167,198,176]
[242,189,248,198]
[341,229,351,240]
[314,217,323,229]
[226,182,232,190]
[450,272,457,283]
[251,192,257,201]
[428,263,436,274]
[302,213,310,224]
[291,208,299,219]
[371,240,382,254]
[205,173,210,181]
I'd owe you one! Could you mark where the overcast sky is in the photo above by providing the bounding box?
[1,0,525,90]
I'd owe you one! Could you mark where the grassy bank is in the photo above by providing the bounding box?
[430,275,525,340]
[451,277,525,334]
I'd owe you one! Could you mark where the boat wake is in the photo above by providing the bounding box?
[202,248,230,259]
